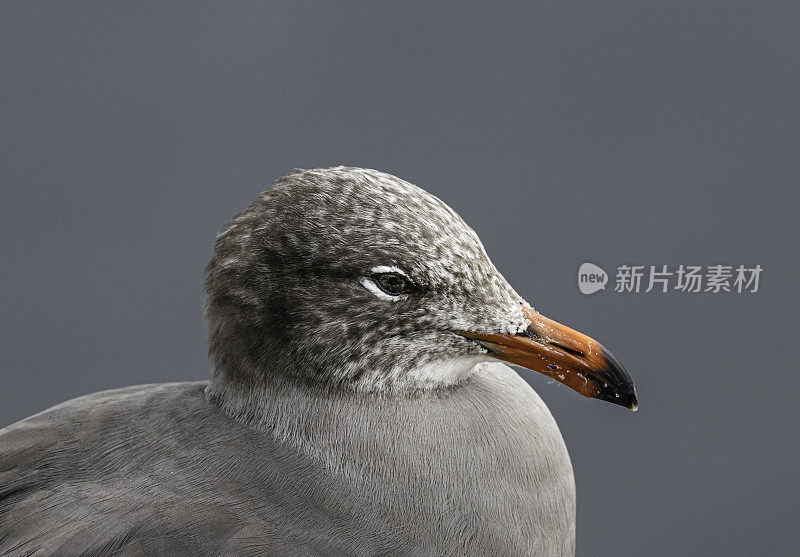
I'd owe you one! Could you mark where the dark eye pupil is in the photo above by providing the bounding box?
[375,273,409,295]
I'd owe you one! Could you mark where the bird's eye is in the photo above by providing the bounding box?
[372,272,414,296]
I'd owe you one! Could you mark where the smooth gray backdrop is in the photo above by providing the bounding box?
[2,3,797,555]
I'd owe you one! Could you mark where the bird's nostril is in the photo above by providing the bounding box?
[550,342,585,358]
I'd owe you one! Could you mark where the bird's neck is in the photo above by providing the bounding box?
[204,355,486,445]
[205,367,417,466]
[206,371,338,439]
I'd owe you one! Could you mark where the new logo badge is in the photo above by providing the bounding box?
[578,262,608,295]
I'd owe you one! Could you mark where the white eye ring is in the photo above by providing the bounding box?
[359,266,412,301]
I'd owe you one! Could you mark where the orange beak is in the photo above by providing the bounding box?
[459,306,638,410]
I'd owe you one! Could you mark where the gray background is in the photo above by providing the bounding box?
[1,2,797,555]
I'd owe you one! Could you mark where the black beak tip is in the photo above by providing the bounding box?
[595,388,638,411]
[598,346,638,411]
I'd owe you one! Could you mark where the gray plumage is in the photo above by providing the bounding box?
[0,167,576,556]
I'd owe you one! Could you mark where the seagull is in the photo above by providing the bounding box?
[0,167,637,556]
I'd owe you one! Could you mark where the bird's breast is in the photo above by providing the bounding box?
[261,362,576,555]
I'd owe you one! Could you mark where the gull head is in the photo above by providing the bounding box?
[204,167,637,409]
